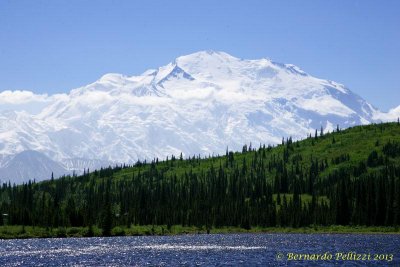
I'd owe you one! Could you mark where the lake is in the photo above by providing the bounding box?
[0,233,399,266]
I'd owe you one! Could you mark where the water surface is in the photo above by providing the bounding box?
[0,233,399,266]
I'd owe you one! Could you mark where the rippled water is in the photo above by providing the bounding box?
[0,233,399,266]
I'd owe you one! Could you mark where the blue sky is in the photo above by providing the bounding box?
[0,0,399,111]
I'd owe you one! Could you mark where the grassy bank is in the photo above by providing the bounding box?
[0,225,399,239]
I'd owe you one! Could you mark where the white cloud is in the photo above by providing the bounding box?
[0,90,49,104]
[0,90,68,114]
[168,87,215,101]
[373,105,400,122]
[74,91,112,106]
[120,94,171,106]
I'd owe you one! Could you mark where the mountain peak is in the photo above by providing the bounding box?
[98,73,126,84]
[1,50,396,184]
[176,50,239,64]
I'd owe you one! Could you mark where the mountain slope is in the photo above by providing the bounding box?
[0,150,69,184]
[0,51,397,183]
[1,122,399,231]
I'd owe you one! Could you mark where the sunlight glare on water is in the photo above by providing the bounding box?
[0,234,399,266]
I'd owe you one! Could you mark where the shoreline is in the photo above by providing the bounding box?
[0,225,399,239]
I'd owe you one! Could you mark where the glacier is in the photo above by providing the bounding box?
[0,50,398,183]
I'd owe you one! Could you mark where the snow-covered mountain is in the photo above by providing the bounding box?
[0,50,397,183]
[0,150,70,184]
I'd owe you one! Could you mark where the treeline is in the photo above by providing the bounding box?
[0,122,400,235]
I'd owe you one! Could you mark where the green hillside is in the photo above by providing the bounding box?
[1,122,400,237]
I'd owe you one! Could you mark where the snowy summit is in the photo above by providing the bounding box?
[0,51,398,183]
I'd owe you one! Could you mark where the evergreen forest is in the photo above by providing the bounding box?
[1,122,400,236]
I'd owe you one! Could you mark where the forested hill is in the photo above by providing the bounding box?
[1,122,400,235]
